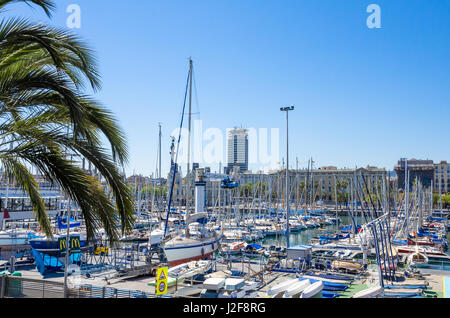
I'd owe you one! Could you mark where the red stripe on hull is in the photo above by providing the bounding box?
[168,251,215,267]
[407,238,435,246]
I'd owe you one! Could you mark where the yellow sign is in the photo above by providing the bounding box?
[156,267,168,296]
[70,237,81,252]
[59,238,67,252]
[94,246,109,255]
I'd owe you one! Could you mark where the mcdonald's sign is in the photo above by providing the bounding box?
[70,236,81,253]
[58,237,68,255]
[58,236,81,255]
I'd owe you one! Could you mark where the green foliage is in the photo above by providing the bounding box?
[0,0,133,242]
[239,182,267,198]
[129,184,167,198]
[434,193,450,208]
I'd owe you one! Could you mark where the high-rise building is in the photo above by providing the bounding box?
[434,161,450,193]
[227,128,249,173]
[394,158,434,190]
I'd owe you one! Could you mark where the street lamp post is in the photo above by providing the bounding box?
[280,105,294,248]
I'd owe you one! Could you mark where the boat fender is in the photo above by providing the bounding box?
[201,247,205,256]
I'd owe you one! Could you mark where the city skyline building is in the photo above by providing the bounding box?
[227,128,249,173]
[434,161,450,193]
[394,158,434,190]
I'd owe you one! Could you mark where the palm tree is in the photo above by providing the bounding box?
[0,0,134,242]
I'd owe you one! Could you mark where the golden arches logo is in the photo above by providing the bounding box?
[59,237,80,252]
[59,239,67,251]
[71,238,80,249]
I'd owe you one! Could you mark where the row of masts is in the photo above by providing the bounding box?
[131,163,439,236]
[132,60,442,247]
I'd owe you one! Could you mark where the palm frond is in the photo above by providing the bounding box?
[0,0,55,17]
[0,155,52,236]
[0,0,134,243]
[0,18,101,90]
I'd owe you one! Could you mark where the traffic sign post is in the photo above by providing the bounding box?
[156,267,168,296]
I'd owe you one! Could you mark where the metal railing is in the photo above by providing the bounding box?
[68,284,163,298]
[0,276,64,298]
[0,276,172,299]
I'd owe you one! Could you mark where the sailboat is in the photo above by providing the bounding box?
[162,59,222,266]
[163,170,223,265]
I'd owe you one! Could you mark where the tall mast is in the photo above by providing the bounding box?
[334,174,338,232]
[158,123,162,181]
[157,123,162,217]
[404,159,409,233]
[185,58,193,237]
[430,180,433,215]
[310,157,314,215]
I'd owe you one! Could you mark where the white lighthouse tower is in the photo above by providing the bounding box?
[194,168,207,214]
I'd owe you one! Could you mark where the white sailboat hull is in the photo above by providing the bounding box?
[164,234,222,266]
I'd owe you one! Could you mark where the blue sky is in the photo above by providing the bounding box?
[6,0,450,176]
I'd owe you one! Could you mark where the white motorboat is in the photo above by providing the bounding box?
[203,277,226,291]
[217,278,260,298]
[283,279,311,298]
[223,229,250,241]
[299,281,323,298]
[168,260,211,279]
[352,285,383,298]
[221,240,246,255]
[218,278,246,298]
[148,259,211,288]
[267,278,298,296]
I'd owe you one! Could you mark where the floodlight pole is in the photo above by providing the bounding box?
[280,105,294,248]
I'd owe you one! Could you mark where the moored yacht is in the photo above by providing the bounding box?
[163,168,223,266]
